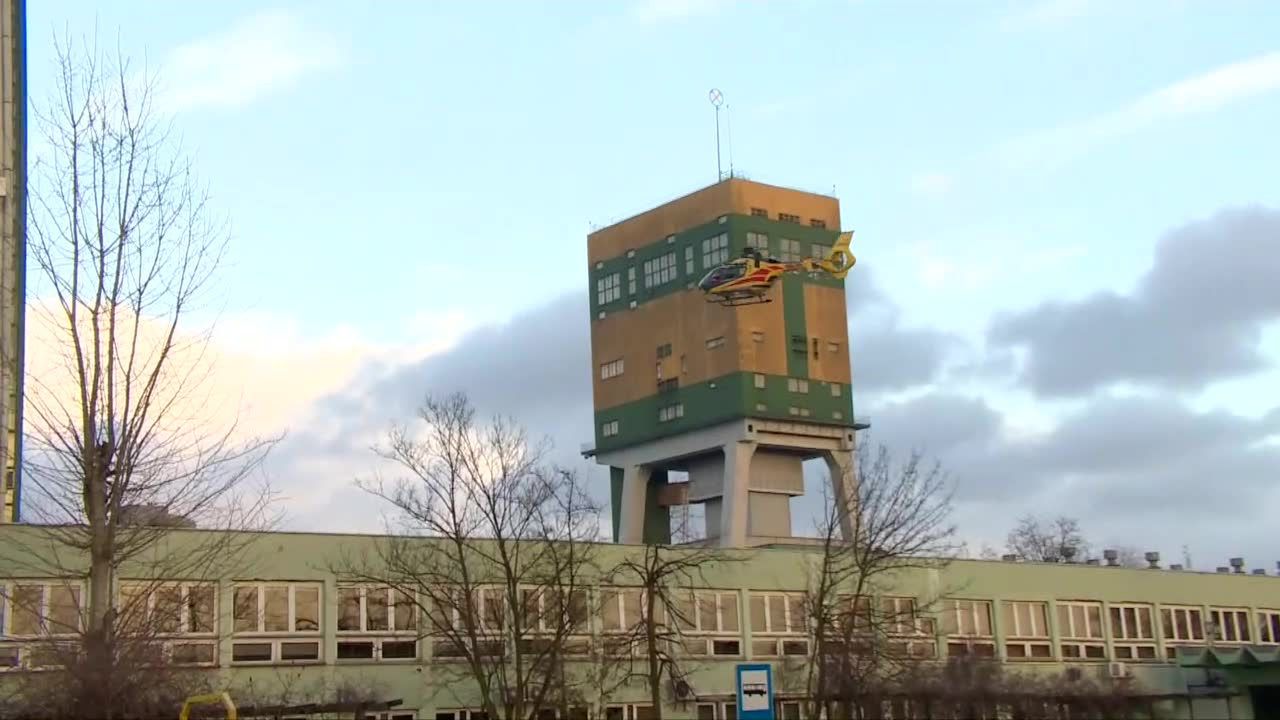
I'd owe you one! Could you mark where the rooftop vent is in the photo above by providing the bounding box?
[1230,557,1245,574]
[1103,549,1119,567]
[1145,551,1161,569]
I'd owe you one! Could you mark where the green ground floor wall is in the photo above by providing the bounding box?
[593,371,854,454]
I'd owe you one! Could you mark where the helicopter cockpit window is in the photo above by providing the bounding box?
[700,264,747,289]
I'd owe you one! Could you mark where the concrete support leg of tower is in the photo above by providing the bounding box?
[617,465,652,544]
[823,447,859,543]
[718,440,757,548]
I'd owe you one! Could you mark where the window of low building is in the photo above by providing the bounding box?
[231,582,323,664]
[1259,610,1280,644]
[2,580,82,638]
[1057,601,1106,660]
[337,584,418,663]
[1109,603,1158,661]
[1209,607,1252,643]
[117,581,218,666]
[748,592,807,657]
[942,599,995,658]
[1002,600,1052,660]
[673,590,740,657]
[1160,605,1205,659]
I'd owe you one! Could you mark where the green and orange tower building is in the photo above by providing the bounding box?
[584,178,859,548]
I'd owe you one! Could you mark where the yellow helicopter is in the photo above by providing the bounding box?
[698,231,855,306]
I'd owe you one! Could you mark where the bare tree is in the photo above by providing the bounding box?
[590,535,740,720]
[801,442,962,720]
[1005,514,1090,563]
[335,392,600,720]
[3,33,278,718]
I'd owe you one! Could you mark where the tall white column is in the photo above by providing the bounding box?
[718,440,756,547]
[617,465,651,544]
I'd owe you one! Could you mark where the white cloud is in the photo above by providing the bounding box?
[909,171,953,196]
[159,9,344,113]
[998,51,1280,170]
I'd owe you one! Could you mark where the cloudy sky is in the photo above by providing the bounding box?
[26,1,1280,568]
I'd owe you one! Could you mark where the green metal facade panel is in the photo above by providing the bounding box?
[593,372,854,454]
[588,214,843,317]
[781,275,809,378]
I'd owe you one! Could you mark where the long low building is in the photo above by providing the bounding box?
[1,525,1278,719]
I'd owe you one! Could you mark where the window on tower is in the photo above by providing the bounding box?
[701,233,729,268]
[596,273,621,305]
[810,218,827,228]
[746,232,769,252]
[779,213,800,224]
[750,207,768,217]
[643,252,678,289]
[778,238,802,262]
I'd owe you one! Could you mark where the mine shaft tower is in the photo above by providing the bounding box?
[583,178,859,548]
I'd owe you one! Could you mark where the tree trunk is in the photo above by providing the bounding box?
[646,583,663,720]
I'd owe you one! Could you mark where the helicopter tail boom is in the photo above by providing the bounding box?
[808,231,856,279]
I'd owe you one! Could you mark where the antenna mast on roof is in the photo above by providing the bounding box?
[709,88,724,181]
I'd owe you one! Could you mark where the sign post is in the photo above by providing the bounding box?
[735,663,775,720]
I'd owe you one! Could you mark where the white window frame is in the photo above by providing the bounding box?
[1057,601,1107,660]
[701,233,729,268]
[643,252,678,289]
[778,237,802,262]
[831,384,842,397]
[1209,607,1252,643]
[1002,600,1052,661]
[627,267,636,294]
[596,272,621,305]
[1,579,83,639]
[600,358,624,380]
[675,590,741,657]
[746,231,769,251]
[658,403,684,423]
[116,581,219,667]
[601,420,619,437]
[753,374,765,389]
[705,336,726,349]
[943,599,995,658]
[231,581,324,665]
[787,378,808,393]
[748,592,809,658]
[1258,610,1280,644]
[1109,603,1158,661]
[811,243,831,260]
[684,246,694,275]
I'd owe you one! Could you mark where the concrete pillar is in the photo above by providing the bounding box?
[823,448,858,542]
[718,440,756,547]
[617,465,651,544]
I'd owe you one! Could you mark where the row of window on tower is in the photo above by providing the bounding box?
[594,226,837,308]
[749,206,828,229]
[598,334,842,383]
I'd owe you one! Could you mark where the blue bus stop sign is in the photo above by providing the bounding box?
[736,663,775,720]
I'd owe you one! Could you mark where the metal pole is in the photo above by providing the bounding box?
[715,104,722,181]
